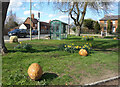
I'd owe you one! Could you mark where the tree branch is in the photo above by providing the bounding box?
[76,2,80,24]
[69,3,77,25]
[57,7,69,13]
[79,2,88,26]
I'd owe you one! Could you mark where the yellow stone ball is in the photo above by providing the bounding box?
[28,63,43,80]
[113,37,117,40]
[79,49,88,56]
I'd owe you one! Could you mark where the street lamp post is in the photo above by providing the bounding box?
[68,14,70,35]
[30,0,32,40]
[38,12,40,39]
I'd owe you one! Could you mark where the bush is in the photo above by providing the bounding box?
[82,36,94,41]
[59,43,92,54]
[14,42,32,51]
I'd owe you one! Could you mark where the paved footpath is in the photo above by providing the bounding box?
[4,34,50,43]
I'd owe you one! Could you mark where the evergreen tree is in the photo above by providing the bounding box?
[94,21,101,34]
[116,19,120,33]
[107,19,112,34]
[83,19,95,30]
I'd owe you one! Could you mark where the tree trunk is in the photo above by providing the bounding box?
[1,2,9,55]
[77,2,88,36]
[76,25,81,36]
[77,26,82,36]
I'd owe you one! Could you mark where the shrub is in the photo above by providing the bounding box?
[59,43,92,54]
[14,42,32,51]
[82,36,94,41]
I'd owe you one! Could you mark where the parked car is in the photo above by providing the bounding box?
[26,29,30,35]
[8,29,27,37]
[32,29,38,35]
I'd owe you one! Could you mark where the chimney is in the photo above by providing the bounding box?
[49,20,51,23]
[31,14,34,19]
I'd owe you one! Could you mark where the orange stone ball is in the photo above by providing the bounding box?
[113,37,117,40]
[79,49,88,56]
[28,63,43,80]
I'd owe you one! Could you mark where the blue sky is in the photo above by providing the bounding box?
[6,0,119,24]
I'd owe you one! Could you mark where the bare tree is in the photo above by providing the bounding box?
[1,2,9,55]
[52,1,112,36]
[5,10,18,30]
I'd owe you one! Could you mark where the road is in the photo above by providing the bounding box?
[4,34,50,43]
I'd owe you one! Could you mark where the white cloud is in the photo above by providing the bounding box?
[16,17,26,24]
[59,15,68,19]
[45,14,73,24]
[24,10,43,18]
[48,14,56,17]
[8,0,23,12]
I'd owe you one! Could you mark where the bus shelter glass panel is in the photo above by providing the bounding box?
[50,20,67,40]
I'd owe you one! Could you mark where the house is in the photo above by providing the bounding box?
[19,23,27,29]
[99,15,119,33]
[24,14,38,30]
[23,14,50,34]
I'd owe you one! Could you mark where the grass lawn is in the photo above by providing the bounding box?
[2,35,118,85]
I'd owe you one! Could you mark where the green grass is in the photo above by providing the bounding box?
[2,35,118,85]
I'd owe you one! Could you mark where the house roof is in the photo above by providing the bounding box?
[99,15,120,21]
[40,21,50,26]
[50,20,68,25]
[23,24,30,29]
[28,17,38,24]
[24,17,38,24]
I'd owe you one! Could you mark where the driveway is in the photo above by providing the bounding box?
[4,34,50,43]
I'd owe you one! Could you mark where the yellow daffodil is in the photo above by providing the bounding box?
[89,43,92,47]
[72,43,74,45]
[75,46,79,49]
[68,45,71,48]
[19,42,22,44]
[65,45,66,47]
[83,46,85,48]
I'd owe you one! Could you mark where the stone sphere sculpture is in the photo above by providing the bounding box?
[28,63,43,80]
[79,49,88,56]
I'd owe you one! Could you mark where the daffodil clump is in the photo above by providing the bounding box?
[59,43,92,53]
[80,43,92,54]
[14,42,32,51]
[82,36,94,41]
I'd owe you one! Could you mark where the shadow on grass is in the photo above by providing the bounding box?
[94,49,118,52]
[65,38,81,41]
[37,72,58,81]
[8,48,60,53]
[92,40,118,51]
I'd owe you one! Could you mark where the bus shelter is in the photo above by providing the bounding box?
[50,20,68,40]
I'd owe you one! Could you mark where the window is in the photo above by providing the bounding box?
[104,27,106,30]
[112,21,115,24]
[45,26,47,28]
[35,24,37,27]
[104,21,106,24]
[112,26,115,32]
